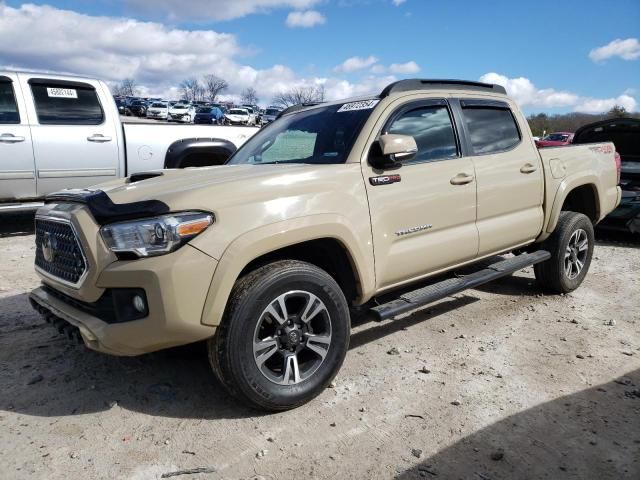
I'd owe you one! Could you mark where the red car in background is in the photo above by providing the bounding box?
[535,131,574,148]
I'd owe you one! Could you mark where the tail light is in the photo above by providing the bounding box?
[614,151,621,185]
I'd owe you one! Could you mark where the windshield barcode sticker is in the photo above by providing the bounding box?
[337,99,379,112]
[46,87,78,99]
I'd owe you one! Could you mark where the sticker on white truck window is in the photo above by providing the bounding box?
[337,99,379,112]
[46,87,78,99]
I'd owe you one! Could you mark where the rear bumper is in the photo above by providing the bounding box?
[30,244,218,356]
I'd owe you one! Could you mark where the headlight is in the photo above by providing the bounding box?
[100,212,213,258]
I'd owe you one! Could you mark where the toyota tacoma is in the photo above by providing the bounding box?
[29,79,621,411]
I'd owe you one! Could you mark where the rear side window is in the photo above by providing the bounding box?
[0,81,20,124]
[30,83,104,125]
[462,106,521,154]
[387,105,458,163]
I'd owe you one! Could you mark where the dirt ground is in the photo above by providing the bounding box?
[1,213,639,480]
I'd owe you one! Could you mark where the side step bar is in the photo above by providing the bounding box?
[370,250,551,321]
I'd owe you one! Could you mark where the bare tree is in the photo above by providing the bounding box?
[180,77,201,102]
[608,105,629,118]
[240,87,259,106]
[112,78,137,97]
[272,85,325,108]
[203,74,228,102]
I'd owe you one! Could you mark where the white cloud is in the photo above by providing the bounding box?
[285,10,326,28]
[126,0,321,21]
[392,0,407,5]
[0,3,388,103]
[480,72,578,108]
[388,61,420,74]
[589,38,640,62]
[573,95,637,114]
[480,72,637,113]
[334,56,379,73]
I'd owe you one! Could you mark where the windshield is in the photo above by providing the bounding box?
[229,109,248,115]
[173,104,187,110]
[265,108,280,116]
[543,133,570,141]
[197,107,212,113]
[227,102,374,165]
[151,103,166,108]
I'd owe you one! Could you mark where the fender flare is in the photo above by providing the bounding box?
[199,214,376,327]
[164,137,236,169]
[545,172,601,234]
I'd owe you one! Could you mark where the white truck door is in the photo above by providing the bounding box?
[21,75,120,196]
[0,73,36,200]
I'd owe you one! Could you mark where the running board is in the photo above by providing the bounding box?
[370,250,551,321]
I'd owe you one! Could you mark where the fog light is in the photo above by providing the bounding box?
[132,295,146,313]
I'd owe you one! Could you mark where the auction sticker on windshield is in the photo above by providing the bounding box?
[337,99,379,112]
[46,87,78,99]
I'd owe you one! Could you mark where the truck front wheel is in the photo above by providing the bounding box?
[208,260,350,411]
[534,211,595,293]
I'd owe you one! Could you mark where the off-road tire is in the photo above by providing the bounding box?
[208,260,350,411]
[534,211,595,293]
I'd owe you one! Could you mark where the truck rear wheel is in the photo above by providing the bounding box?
[208,260,350,411]
[534,211,594,293]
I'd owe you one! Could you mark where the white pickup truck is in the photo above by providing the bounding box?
[0,71,258,212]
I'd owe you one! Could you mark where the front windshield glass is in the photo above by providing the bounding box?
[197,107,212,113]
[544,133,569,141]
[227,102,374,165]
[173,104,187,109]
[151,103,166,108]
[265,108,280,116]
[229,109,247,115]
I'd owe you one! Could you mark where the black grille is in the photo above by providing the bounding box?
[35,218,87,284]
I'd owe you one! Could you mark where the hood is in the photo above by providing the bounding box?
[572,118,640,160]
[536,139,570,147]
[96,164,319,210]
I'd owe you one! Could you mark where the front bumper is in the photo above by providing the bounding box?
[30,241,218,356]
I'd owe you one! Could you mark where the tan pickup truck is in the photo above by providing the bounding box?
[29,79,621,411]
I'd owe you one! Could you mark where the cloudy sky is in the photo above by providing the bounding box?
[1,0,639,113]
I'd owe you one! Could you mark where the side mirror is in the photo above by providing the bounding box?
[378,134,418,164]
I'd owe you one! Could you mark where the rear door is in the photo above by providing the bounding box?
[20,75,120,196]
[363,99,479,290]
[453,98,543,255]
[0,73,36,200]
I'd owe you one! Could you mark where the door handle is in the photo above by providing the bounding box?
[0,133,25,143]
[87,134,112,143]
[520,163,537,174]
[450,173,474,185]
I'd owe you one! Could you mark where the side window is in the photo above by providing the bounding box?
[387,105,458,163]
[0,81,20,124]
[461,106,521,154]
[30,83,104,125]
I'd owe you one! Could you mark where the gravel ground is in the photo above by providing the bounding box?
[1,213,639,480]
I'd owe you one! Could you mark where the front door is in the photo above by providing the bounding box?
[21,75,120,196]
[0,73,36,200]
[363,100,479,291]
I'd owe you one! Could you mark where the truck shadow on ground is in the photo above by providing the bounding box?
[0,213,35,238]
[396,368,640,480]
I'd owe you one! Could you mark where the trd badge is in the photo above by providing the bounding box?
[369,174,401,186]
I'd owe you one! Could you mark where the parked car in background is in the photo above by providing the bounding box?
[114,97,126,115]
[572,117,639,233]
[261,106,282,126]
[535,132,574,148]
[194,106,224,125]
[146,102,169,120]
[0,70,258,212]
[225,107,253,126]
[127,99,148,117]
[168,103,196,123]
